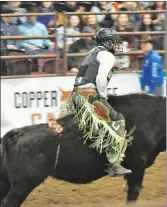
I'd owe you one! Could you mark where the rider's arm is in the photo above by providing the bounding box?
[96,51,115,99]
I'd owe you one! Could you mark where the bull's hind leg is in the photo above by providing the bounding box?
[0,174,10,202]
[1,165,52,207]
[125,162,146,202]
[0,182,31,207]
[1,171,50,207]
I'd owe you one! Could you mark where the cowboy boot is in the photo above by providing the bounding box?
[106,120,132,177]
[107,164,132,177]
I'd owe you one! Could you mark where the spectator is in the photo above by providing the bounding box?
[18,4,55,55]
[119,2,140,25]
[37,1,55,28]
[91,1,117,28]
[8,1,27,25]
[1,5,33,76]
[1,29,10,76]
[113,13,135,69]
[1,4,21,50]
[56,2,92,28]
[137,2,154,10]
[84,15,99,32]
[76,2,92,12]
[76,2,93,27]
[139,35,164,96]
[147,1,166,25]
[136,13,155,49]
[147,2,166,50]
[114,13,136,36]
[138,14,154,32]
[65,1,78,12]
[56,15,81,56]
[68,26,96,73]
[56,2,79,27]
[136,13,155,50]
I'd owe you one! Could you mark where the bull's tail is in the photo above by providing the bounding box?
[2,129,22,152]
[0,142,11,202]
[0,129,23,201]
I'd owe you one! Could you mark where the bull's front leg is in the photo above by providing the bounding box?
[125,164,145,202]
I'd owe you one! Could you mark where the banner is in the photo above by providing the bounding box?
[1,76,75,137]
[1,73,165,137]
[107,73,141,95]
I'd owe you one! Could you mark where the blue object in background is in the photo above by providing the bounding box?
[140,50,164,95]
[139,71,166,96]
[37,7,55,28]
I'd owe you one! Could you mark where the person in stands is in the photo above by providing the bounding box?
[1,4,21,50]
[8,1,27,25]
[18,4,55,55]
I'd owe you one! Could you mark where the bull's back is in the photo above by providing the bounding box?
[108,94,165,126]
[2,124,46,148]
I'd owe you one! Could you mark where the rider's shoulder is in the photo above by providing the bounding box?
[97,50,115,62]
[95,46,110,55]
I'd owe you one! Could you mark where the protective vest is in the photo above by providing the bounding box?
[74,46,113,87]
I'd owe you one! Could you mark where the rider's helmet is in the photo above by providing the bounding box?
[92,28,123,54]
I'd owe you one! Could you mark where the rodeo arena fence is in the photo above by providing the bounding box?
[1,9,167,138]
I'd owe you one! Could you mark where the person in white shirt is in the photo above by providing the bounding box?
[71,28,132,177]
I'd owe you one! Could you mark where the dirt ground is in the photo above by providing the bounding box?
[22,152,166,207]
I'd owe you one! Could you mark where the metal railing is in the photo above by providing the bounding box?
[1,31,165,40]
[64,10,166,15]
[0,11,65,75]
[1,35,55,40]
[0,9,166,78]
[66,50,166,57]
[62,10,166,72]
[1,12,54,17]
[1,10,166,17]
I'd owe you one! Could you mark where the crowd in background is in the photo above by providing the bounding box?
[0,1,166,74]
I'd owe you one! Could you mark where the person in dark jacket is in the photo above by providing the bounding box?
[1,4,21,49]
[68,26,96,72]
[146,2,166,50]
[1,4,20,76]
[63,28,132,177]
[139,34,164,96]
[8,1,27,25]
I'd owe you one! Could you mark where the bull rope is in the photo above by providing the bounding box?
[53,142,60,171]
[48,119,62,172]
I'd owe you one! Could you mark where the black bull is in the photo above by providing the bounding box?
[0,94,166,207]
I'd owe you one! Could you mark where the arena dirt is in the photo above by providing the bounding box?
[22,152,166,207]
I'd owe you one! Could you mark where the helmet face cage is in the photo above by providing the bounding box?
[102,39,123,54]
[94,28,123,54]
